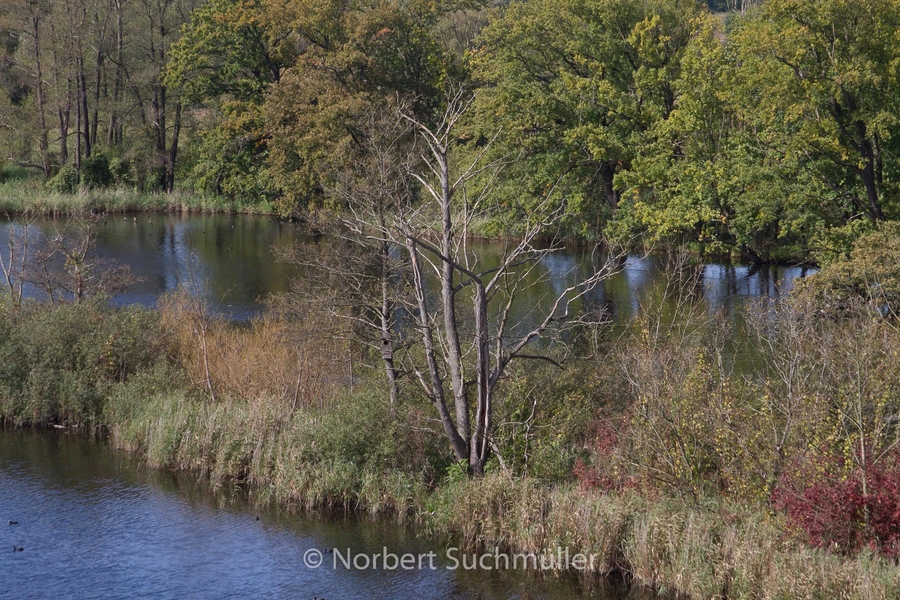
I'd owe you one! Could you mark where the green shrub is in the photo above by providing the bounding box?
[47,163,80,194]
[796,221,900,316]
[307,384,446,474]
[0,300,164,426]
[81,152,113,188]
[109,157,133,187]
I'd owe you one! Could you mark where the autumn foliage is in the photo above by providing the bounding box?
[773,449,900,558]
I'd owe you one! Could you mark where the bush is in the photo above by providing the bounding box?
[774,449,900,558]
[489,360,599,480]
[796,221,900,316]
[0,301,164,426]
[47,163,80,194]
[81,152,113,188]
[306,384,448,476]
[109,157,133,187]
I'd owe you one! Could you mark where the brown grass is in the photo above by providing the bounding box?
[157,289,344,409]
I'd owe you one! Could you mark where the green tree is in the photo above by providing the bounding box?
[731,0,900,224]
[164,0,295,202]
[262,0,474,215]
[470,0,705,239]
[616,13,831,262]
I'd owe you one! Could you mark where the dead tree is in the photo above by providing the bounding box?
[288,90,623,474]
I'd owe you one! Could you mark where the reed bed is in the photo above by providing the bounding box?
[0,180,274,216]
[2,298,900,598]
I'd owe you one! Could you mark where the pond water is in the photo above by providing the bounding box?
[0,428,646,599]
[0,213,814,322]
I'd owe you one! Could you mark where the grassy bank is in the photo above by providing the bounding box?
[1,296,900,598]
[100,375,900,598]
[0,177,277,217]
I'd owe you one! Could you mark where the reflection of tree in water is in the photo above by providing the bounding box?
[1,216,137,305]
[1,215,814,322]
[85,213,306,318]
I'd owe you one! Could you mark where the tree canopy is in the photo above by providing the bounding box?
[2,0,900,261]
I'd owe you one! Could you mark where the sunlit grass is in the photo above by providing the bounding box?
[0,178,276,216]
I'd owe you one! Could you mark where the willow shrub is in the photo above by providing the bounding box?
[0,299,164,426]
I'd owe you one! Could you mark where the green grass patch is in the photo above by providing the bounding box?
[0,177,277,216]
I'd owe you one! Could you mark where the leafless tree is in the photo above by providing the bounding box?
[0,216,34,308]
[19,216,138,304]
[303,89,626,475]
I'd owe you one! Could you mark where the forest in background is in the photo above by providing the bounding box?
[1,0,899,261]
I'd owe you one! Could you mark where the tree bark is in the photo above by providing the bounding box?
[78,55,91,158]
[166,100,181,192]
[599,160,620,212]
[380,240,399,405]
[28,2,51,177]
[436,145,470,457]
[407,236,468,461]
[107,0,124,146]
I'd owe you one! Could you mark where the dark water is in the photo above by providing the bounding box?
[0,429,642,599]
[0,213,813,322]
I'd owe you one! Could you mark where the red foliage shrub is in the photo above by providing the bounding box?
[773,448,900,557]
[574,418,635,492]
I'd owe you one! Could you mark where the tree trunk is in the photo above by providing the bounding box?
[407,236,468,461]
[78,56,91,158]
[90,1,114,148]
[857,123,885,221]
[49,14,71,166]
[380,241,399,405]
[151,84,166,189]
[28,4,51,177]
[166,100,181,192]
[108,0,124,146]
[436,147,470,458]
[469,281,491,475]
[74,68,82,169]
[599,160,620,212]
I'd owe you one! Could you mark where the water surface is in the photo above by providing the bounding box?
[0,428,642,599]
[0,213,813,322]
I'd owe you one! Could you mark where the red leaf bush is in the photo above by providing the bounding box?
[773,448,900,557]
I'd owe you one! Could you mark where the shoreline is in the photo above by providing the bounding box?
[0,186,819,267]
[0,181,279,218]
[3,413,898,599]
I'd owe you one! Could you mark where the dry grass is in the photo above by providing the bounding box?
[426,473,900,599]
[157,289,344,410]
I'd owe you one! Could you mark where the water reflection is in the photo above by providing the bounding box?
[0,214,813,324]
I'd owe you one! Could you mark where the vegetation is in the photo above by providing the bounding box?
[2,222,900,596]
[3,0,900,595]
[3,0,899,260]
[0,168,275,216]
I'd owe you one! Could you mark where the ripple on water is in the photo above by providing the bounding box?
[0,429,635,599]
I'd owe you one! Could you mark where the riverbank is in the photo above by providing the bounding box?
[0,178,277,217]
[110,388,900,598]
[1,296,899,598]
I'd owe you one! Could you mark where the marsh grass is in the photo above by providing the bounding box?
[426,473,900,599]
[2,298,899,598]
[107,384,428,517]
[0,179,275,216]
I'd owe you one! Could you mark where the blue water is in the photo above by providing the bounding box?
[0,429,638,599]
